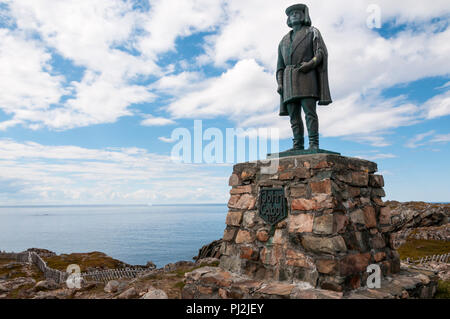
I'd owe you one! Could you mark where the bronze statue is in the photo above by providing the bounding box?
[277,4,332,151]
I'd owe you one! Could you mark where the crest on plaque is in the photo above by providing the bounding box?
[258,188,287,225]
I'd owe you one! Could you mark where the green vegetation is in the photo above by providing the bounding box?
[43,252,126,272]
[173,281,185,290]
[435,280,450,299]
[171,261,220,278]
[397,238,450,260]
[7,283,34,299]
[0,262,26,279]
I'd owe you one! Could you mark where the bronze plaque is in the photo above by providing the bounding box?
[259,188,287,226]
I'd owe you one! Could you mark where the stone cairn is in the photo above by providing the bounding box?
[219,154,399,292]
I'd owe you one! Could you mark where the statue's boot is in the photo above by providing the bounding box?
[307,138,319,151]
[287,139,304,152]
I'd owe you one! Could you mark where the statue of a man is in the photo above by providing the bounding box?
[277,4,332,151]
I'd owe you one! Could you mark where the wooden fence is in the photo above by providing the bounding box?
[402,252,450,265]
[0,250,148,284]
[80,267,147,282]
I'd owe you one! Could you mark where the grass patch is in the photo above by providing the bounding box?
[173,281,185,289]
[435,281,450,299]
[397,239,450,260]
[44,252,126,272]
[0,263,24,278]
[7,283,34,299]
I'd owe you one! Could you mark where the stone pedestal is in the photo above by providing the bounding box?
[219,154,399,292]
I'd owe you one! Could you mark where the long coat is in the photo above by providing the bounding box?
[277,26,332,116]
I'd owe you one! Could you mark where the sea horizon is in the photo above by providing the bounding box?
[1,201,448,208]
[0,204,228,267]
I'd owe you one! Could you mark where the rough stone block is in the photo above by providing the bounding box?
[235,194,256,210]
[288,213,314,233]
[339,253,371,276]
[373,251,386,262]
[273,229,284,245]
[371,188,386,198]
[229,173,240,186]
[240,246,259,261]
[347,186,361,198]
[227,195,240,209]
[313,214,334,235]
[286,250,315,269]
[370,233,386,249]
[379,206,392,225]
[230,185,253,195]
[369,174,384,187]
[301,235,347,254]
[292,198,318,211]
[242,211,258,228]
[256,229,269,242]
[310,179,332,195]
[351,171,369,187]
[363,206,377,228]
[235,230,255,244]
[290,184,308,198]
[334,214,348,233]
[316,259,338,274]
[350,209,366,225]
[223,227,237,241]
[225,211,243,226]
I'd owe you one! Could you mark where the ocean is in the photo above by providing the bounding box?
[0,204,227,268]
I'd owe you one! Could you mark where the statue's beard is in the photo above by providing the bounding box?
[290,17,304,27]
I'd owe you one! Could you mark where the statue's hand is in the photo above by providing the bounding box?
[298,60,314,73]
[277,84,283,94]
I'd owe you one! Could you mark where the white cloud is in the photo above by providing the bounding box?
[405,130,450,148]
[0,138,229,204]
[0,0,449,141]
[423,90,450,119]
[141,115,175,126]
[405,130,436,148]
[354,153,397,161]
[158,0,450,144]
[166,59,277,119]
[430,133,450,143]
[158,136,177,143]
[0,28,67,116]
[136,0,224,58]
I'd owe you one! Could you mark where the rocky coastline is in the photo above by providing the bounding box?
[0,201,448,299]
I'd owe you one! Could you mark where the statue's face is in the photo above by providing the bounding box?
[289,10,304,26]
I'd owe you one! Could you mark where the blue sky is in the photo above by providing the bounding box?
[0,0,449,205]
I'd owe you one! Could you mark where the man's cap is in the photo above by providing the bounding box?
[285,4,307,16]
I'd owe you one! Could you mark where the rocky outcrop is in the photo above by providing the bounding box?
[387,201,449,232]
[182,265,438,299]
[392,224,450,249]
[26,248,57,258]
[194,239,222,261]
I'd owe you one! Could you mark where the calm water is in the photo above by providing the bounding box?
[0,205,227,267]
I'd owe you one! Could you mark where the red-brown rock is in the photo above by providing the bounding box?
[363,206,377,228]
[288,213,314,233]
[225,211,243,226]
[339,253,371,276]
[230,185,253,195]
[235,230,255,244]
[379,206,392,224]
[292,198,318,211]
[316,259,338,274]
[310,179,332,195]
